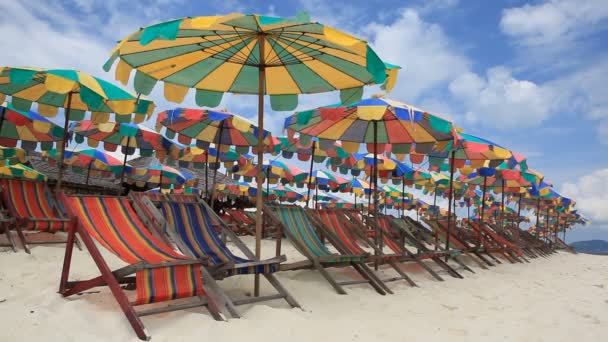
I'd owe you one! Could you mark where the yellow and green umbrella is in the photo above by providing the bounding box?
[0,66,155,189]
[105,13,397,294]
[0,161,46,182]
[43,148,128,185]
[0,146,27,165]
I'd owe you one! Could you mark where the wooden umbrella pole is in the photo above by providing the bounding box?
[535,198,541,239]
[444,150,456,261]
[372,120,380,270]
[545,206,550,245]
[0,106,6,135]
[204,149,209,199]
[433,184,438,250]
[516,192,522,229]
[118,136,130,196]
[56,91,73,191]
[254,32,266,298]
[210,120,224,209]
[479,175,487,246]
[85,160,93,186]
[401,178,406,218]
[159,170,164,192]
[306,143,315,208]
[501,178,505,230]
[314,184,318,209]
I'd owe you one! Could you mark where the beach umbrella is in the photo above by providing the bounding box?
[104,13,396,295]
[71,120,183,193]
[0,66,154,189]
[42,148,126,185]
[0,102,64,151]
[271,184,304,203]
[0,161,47,181]
[0,145,27,165]
[127,164,197,189]
[167,144,252,196]
[156,107,274,203]
[285,96,453,261]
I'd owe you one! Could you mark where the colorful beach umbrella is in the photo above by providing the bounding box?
[0,161,47,181]
[0,145,27,165]
[0,66,155,189]
[127,164,197,189]
[70,120,183,193]
[0,102,64,151]
[105,14,397,294]
[43,148,127,185]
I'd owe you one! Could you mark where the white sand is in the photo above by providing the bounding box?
[1,235,607,342]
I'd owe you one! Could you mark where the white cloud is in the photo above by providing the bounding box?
[500,0,608,47]
[449,67,554,128]
[365,9,470,102]
[561,168,608,229]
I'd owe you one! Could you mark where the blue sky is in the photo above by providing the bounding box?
[1,0,607,242]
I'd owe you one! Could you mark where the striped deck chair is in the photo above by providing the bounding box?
[264,204,391,295]
[423,218,495,268]
[393,217,474,275]
[311,209,419,287]
[452,221,511,264]
[468,221,524,262]
[225,209,255,235]
[166,193,198,202]
[129,194,300,318]
[0,179,71,253]
[58,194,216,341]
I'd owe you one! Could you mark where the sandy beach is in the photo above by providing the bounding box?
[1,236,606,342]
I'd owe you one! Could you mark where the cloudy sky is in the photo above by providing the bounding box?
[2,0,607,241]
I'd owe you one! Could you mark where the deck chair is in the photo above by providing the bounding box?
[395,216,475,274]
[132,195,300,317]
[422,218,495,268]
[348,211,460,282]
[58,194,216,341]
[492,224,538,259]
[310,209,419,287]
[264,204,391,295]
[0,179,72,253]
[463,221,519,264]
[225,209,256,235]
[468,221,524,262]
[166,193,199,202]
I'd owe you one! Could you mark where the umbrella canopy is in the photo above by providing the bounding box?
[308,170,349,191]
[127,164,197,189]
[271,184,304,202]
[0,145,27,165]
[284,97,453,152]
[167,145,251,169]
[0,66,155,189]
[71,121,183,161]
[156,108,273,153]
[0,67,154,120]
[0,102,64,150]
[0,161,47,181]
[44,148,125,171]
[104,13,391,107]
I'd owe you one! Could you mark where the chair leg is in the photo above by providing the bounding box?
[74,235,83,251]
[15,226,30,254]
[2,228,17,252]
[313,260,347,295]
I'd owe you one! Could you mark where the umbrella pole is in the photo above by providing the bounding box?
[444,150,456,261]
[401,178,405,218]
[85,160,93,186]
[159,170,164,192]
[546,206,550,246]
[535,198,541,239]
[204,150,209,199]
[56,91,73,191]
[118,136,130,196]
[433,185,438,250]
[516,193,522,229]
[372,121,380,270]
[306,143,315,208]
[254,32,266,298]
[0,106,6,136]
[479,176,487,246]
[500,179,505,230]
[211,121,225,209]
